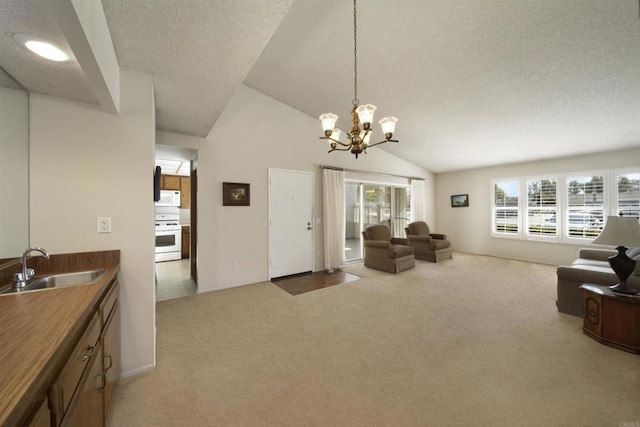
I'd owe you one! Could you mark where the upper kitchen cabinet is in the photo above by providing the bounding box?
[160,175,181,191]
[180,177,190,209]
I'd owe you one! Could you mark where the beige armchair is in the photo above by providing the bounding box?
[361,224,415,273]
[405,221,452,262]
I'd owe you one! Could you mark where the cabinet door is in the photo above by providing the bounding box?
[67,345,104,427]
[180,177,190,208]
[51,314,101,425]
[181,227,190,259]
[28,398,50,427]
[583,292,602,336]
[103,301,121,414]
[161,175,181,190]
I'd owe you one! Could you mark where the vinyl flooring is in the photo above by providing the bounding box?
[156,259,197,302]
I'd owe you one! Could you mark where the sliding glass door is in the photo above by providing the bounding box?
[393,187,411,238]
[344,183,362,262]
[345,182,410,263]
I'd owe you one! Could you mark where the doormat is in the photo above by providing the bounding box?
[271,270,360,296]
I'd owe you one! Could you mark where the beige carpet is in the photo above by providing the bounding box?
[107,253,640,426]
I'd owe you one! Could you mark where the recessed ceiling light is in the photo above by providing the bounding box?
[13,34,71,62]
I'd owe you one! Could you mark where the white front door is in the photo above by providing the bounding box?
[268,169,313,279]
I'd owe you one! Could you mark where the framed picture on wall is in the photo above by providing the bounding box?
[223,182,250,206]
[451,194,469,208]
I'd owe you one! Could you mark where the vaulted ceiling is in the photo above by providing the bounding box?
[1,0,638,173]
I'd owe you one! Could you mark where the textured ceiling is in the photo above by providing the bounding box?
[0,66,22,90]
[101,0,293,137]
[0,0,98,104]
[245,0,640,172]
[0,0,638,172]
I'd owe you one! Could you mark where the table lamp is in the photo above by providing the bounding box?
[592,216,640,295]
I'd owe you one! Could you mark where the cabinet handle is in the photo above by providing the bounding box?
[105,354,113,370]
[82,345,95,361]
[98,371,106,390]
[588,307,596,317]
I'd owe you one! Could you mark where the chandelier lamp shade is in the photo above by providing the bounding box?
[318,0,398,159]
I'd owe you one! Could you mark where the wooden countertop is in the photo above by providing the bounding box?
[0,251,119,426]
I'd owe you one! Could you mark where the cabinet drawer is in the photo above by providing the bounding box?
[51,312,101,423]
[100,280,119,327]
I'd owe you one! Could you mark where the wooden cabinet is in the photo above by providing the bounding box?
[66,345,104,427]
[581,284,640,354]
[161,174,181,190]
[49,279,120,426]
[161,174,191,208]
[181,226,190,259]
[180,177,190,208]
[101,287,120,413]
[28,399,51,427]
[51,313,101,425]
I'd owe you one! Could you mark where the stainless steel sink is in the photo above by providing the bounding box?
[0,269,106,295]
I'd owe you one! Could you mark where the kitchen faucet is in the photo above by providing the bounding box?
[13,247,50,289]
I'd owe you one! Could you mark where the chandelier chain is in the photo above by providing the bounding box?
[352,0,358,106]
[318,0,398,159]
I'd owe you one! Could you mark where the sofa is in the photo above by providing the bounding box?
[556,247,640,317]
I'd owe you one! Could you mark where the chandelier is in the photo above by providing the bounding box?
[318,0,398,159]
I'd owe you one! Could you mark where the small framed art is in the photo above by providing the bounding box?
[223,182,250,206]
[451,194,469,208]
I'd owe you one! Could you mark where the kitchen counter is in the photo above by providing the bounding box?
[0,250,119,426]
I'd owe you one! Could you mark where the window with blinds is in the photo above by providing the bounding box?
[617,172,640,219]
[526,177,557,237]
[565,174,604,239]
[492,180,519,235]
[490,168,639,244]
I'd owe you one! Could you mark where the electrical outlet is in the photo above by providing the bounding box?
[98,217,111,233]
[232,261,239,270]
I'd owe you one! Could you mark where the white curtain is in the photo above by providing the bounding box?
[322,168,345,272]
[410,179,427,222]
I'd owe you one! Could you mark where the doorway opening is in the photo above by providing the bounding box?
[154,150,198,302]
[344,182,411,263]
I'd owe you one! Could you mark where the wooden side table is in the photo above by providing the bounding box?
[580,284,640,354]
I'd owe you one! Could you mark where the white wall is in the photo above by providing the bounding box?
[29,69,156,376]
[156,130,202,151]
[435,147,640,266]
[197,84,433,293]
[0,87,29,257]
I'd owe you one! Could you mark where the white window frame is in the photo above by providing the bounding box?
[490,178,521,239]
[614,168,640,219]
[524,175,559,242]
[491,167,640,245]
[562,169,606,245]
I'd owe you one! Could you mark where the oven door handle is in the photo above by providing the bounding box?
[155,230,180,235]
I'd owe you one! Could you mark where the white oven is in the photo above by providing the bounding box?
[155,207,182,262]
